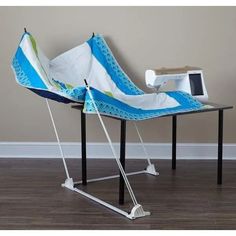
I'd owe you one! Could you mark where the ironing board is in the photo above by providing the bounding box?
[12,29,226,219]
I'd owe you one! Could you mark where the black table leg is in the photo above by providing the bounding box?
[119,120,126,205]
[172,115,177,170]
[217,110,224,185]
[81,110,87,186]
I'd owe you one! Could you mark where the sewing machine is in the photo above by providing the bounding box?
[145,66,208,102]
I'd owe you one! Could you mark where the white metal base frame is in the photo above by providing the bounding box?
[61,165,157,220]
[73,164,158,185]
[61,178,150,220]
[46,83,159,220]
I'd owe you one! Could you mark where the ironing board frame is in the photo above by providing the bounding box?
[71,102,233,204]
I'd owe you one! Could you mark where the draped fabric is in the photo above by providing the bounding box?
[12,32,203,120]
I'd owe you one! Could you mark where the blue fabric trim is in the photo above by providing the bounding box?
[12,47,47,89]
[51,78,86,102]
[166,91,202,109]
[12,32,203,119]
[84,88,203,120]
[52,78,67,90]
[62,86,86,102]
[87,35,144,95]
[12,46,86,102]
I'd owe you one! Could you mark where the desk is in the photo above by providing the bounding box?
[72,102,233,205]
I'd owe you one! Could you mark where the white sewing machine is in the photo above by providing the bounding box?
[145,66,208,102]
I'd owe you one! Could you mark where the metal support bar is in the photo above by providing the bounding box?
[81,110,87,185]
[46,99,70,179]
[133,122,151,166]
[172,116,177,170]
[61,184,150,220]
[74,170,146,185]
[119,120,126,205]
[72,187,130,218]
[217,110,224,185]
[172,115,177,170]
[133,122,158,176]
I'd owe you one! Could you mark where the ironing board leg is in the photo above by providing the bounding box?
[81,110,87,186]
[119,120,126,205]
[217,110,224,185]
[172,115,177,170]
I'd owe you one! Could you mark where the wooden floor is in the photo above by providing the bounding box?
[0,158,236,229]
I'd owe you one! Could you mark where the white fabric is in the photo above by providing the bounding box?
[21,35,179,110]
[50,42,179,110]
[20,36,52,88]
[87,54,179,110]
[50,43,91,87]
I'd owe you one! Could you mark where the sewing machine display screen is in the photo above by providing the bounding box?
[189,73,203,96]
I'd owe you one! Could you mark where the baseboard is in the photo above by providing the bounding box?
[0,142,235,160]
